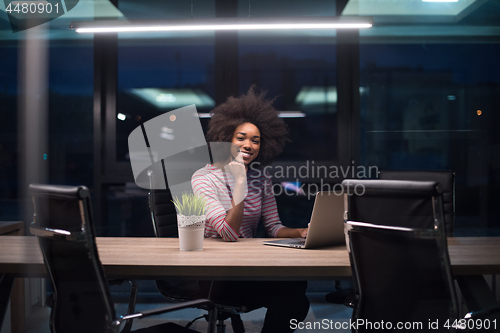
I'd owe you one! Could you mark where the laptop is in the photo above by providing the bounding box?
[263,191,345,249]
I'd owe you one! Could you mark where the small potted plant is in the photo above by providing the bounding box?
[172,192,207,251]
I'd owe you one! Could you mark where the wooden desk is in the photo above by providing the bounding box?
[0,221,24,236]
[1,236,499,280]
[0,222,24,333]
[0,235,499,333]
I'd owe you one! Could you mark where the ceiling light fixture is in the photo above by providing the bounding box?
[70,17,373,33]
[278,111,306,118]
[422,0,459,2]
[198,111,306,118]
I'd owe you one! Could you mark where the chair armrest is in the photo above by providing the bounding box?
[109,279,138,333]
[30,226,86,241]
[465,304,500,319]
[452,304,500,331]
[121,299,217,333]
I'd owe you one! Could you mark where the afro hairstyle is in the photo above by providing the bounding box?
[207,86,289,166]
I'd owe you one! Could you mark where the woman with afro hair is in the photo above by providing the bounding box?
[191,86,309,333]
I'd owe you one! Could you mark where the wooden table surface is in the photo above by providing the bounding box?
[0,221,24,236]
[0,222,25,333]
[1,236,499,280]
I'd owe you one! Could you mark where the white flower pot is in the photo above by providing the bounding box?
[177,215,205,251]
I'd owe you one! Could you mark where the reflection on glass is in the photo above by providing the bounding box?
[360,43,500,230]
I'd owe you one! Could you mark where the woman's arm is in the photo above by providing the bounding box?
[260,170,308,238]
[276,227,308,238]
[192,159,248,242]
[192,167,240,241]
[221,165,246,235]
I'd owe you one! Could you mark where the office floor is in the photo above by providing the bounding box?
[16,292,353,333]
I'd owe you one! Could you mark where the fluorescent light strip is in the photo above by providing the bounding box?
[198,111,305,118]
[278,112,306,118]
[71,17,373,34]
[75,23,371,33]
[422,0,458,2]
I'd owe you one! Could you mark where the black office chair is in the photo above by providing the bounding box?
[378,170,455,236]
[0,274,14,331]
[29,183,216,333]
[342,179,444,229]
[147,170,253,333]
[347,221,458,331]
[327,177,449,305]
[342,179,500,331]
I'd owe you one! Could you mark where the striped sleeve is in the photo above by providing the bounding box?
[191,169,239,242]
[261,171,285,237]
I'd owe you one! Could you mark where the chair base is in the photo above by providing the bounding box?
[325,289,355,305]
[133,322,200,333]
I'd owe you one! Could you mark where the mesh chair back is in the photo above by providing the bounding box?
[348,223,458,330]
[147,168,180,238]
[29,184,117,333]
[342,179,442,230]
[147,171,206,300]
[150,188,178,238]
[379,170,455,235]
[341,179,457,331]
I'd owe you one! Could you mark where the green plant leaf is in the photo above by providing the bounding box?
[172,192,207,216]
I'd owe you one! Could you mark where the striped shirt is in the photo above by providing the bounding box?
[191,164,284,241]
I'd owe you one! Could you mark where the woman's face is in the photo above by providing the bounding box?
[231,122,261,166]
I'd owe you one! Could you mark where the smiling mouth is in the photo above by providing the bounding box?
[237,149,253,158]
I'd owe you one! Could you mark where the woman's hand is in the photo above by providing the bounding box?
[224,152,247,183]
[222,151,247,229]
[276,226,309,238]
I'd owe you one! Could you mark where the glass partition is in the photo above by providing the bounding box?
[358,0,500,234]
[0,42,18,220]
